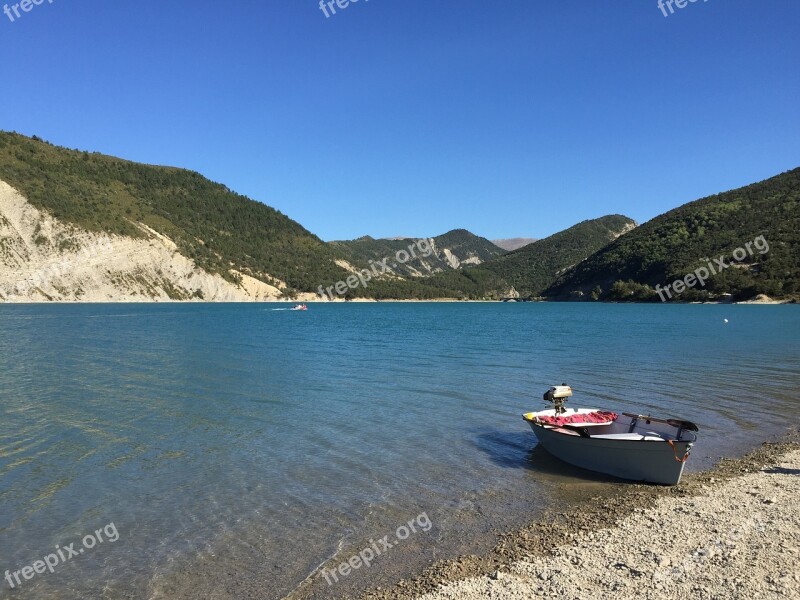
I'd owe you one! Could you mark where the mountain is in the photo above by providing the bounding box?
[3,132,796,303]
[426,215,636,298]
[492,238,537,251]
[0,179,286,302]
[0,132,351,300]
[0,133,490,302]
[330,229,505,277]
[0,130,638,303]
[544,168,800,302]
[434,229,507,266]
[480,216,636,296]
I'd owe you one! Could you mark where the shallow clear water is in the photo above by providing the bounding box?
[0,303,798,599]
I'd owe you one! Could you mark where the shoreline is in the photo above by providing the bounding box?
[351,428,800,600]
[0,298,797,305]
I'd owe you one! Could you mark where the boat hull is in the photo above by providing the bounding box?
[527,421,692,485]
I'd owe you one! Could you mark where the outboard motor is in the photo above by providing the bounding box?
[543,384,572,414]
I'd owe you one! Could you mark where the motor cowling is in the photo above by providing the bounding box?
[543,385,572,414]
[543,385,572,402]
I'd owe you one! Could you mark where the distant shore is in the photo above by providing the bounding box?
[353,430,800,600]
[0,297,797,305]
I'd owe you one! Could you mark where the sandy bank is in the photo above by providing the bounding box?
[355,434,800,600]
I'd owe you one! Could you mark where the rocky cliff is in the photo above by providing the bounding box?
[0,181,285,302]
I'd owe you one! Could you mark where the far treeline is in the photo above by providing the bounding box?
[0,132,797,302]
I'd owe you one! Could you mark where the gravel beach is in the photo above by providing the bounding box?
[356,434,800,600]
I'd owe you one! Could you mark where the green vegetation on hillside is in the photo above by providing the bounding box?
[544,168,800,301]
[4,132,796,303]
[0,132,349,291]
[423,215,636,298]
[0,133,498,299]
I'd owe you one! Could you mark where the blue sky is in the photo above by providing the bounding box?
[1,1,798,241]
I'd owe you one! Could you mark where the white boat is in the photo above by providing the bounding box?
[523,386,698,485]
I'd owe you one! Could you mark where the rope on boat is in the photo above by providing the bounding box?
[667,439,691,463]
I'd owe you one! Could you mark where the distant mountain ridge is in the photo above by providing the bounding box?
[492,238,537,251]
[330,229,505,277]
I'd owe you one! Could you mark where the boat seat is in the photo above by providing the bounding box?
[591,433,666,441]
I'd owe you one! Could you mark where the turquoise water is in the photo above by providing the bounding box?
[0,303,798,599]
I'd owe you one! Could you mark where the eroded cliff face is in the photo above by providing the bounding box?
[0,180,284,302]
[390,238,487,275]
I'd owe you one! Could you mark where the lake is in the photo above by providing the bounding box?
[1,303,798,599]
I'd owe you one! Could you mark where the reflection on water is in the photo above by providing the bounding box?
[0,303,798,599]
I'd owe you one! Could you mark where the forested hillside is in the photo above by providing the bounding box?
[424,215,636,298]
[545,168,800,301]
[0,132,349,293]
[3,132,796,303]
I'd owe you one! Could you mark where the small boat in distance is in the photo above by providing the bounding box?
[291,304,308,311]
[523,385,698,485]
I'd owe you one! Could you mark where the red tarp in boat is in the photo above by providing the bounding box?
[535,411,618,426]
